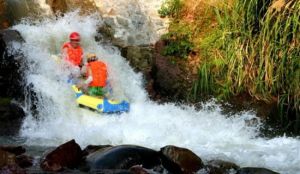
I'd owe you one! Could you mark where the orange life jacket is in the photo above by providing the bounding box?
[87,61,107,87]
[62,42,83,66]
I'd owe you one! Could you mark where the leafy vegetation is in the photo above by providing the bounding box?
[159,0,300,134]
[158,0,183,18]
[161,22,193,58]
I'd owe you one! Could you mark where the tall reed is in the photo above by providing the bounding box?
[194,0,300,132]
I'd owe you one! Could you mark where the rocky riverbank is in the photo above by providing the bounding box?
[0,140,280,174]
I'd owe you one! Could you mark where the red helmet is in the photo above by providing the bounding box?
[69,32,80,41]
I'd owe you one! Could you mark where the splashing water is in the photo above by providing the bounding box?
[11,12,300,174]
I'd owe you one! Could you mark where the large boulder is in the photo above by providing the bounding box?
[40,139,83,172]
[85,145,161,171]
[159,145,204,174]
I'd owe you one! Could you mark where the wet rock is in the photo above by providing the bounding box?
[40,139,82,172]
[0,100,25,136]
[121,45,155,97]
[46,0,97,14]
[15,154,33,168]
[46,0,68,14]
[0,146,26,156]
[82,145,113,157]
[0,30,25,99]
[206,160,239,171]
[85,145,161,171]
[121,46,154,74]
[0,98,25,135]
[0,0,9,29]
[160,145,204,174]
[0,164,26,174]
[237,167,279,174]
[129,165,152,174]
[0,149,16,168]
[47,0,168,47]
[116,16,129,28]
[197,165,225,174]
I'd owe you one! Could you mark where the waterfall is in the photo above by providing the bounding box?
[9,8,300,174]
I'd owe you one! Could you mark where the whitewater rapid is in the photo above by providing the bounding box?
[12,12,300,174]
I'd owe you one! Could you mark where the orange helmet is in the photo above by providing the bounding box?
[69,32,80,41]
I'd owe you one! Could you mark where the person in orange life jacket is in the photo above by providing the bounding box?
[61,32,83,67]
[77,53,108,97]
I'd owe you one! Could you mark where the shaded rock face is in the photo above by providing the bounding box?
[0,30,26,136]
[46,0,168,47]
[121,45,156,97]
[85,145,161,171]
[121,46,154,74]
[151,40,194,101]
[0,0,10,29]
[0,30,25,99]
[40,139,82,172]
[159,145,204,174]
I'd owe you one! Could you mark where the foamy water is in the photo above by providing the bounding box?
[11,12,300,174]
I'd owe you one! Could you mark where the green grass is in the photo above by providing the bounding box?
[194,0,300,133]
[160,0,300,133]
[158,0,183,18]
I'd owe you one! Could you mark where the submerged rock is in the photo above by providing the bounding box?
[0,164,26,174]
[206,160,239,171]
[0,146,26,156]
[15,154,33,168]
[40,139,82,172]
[237,167,280,174]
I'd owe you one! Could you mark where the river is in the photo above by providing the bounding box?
[1,6,299,174]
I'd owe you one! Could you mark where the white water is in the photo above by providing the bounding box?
[11,12,300,174]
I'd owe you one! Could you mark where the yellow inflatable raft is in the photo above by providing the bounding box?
[72,85,130,113]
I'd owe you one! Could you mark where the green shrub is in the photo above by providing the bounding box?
[158,0,183,18]
[161,21,193,58]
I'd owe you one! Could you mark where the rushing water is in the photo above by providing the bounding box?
[6,11,300,174]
